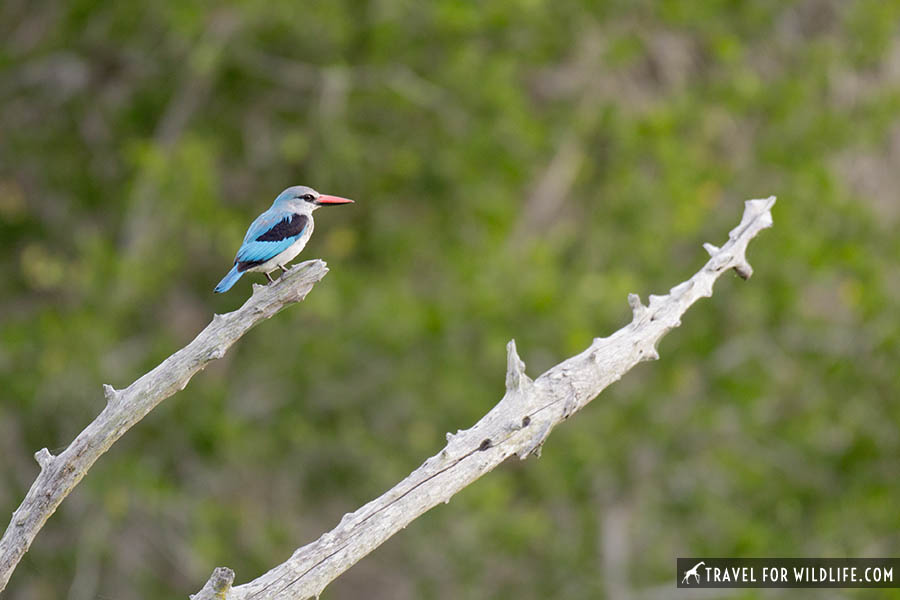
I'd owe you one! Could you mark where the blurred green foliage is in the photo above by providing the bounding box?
[2,0,900,598]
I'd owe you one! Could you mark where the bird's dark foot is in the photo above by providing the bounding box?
[278,264,287,274]
[265,272,275,283]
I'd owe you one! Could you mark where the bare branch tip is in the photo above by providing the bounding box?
[744,195,775,227]
[294,258,329,277]
[732,196,776,239]
[746,195,777,211]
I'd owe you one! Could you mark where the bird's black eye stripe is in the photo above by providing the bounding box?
[301,193,316,201]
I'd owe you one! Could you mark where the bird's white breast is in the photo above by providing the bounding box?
[245,216,315,273]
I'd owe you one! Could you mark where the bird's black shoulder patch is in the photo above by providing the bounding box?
[255,213,309,242]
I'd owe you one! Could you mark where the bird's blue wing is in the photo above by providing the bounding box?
[234,210,309,270]
[242,210,289,243]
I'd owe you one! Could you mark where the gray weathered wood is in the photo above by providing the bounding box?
[195,197,776,600]
[0,260,329,592]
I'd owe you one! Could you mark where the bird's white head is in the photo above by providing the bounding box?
[273,185,354,213]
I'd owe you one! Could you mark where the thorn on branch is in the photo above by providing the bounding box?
[703,242,720,257]
[34,449,54,471]
[505,340,532,393]
[634,334,661,362]
[445,429,465,446]
[733,259,754,280]
[338,512,355,530]
[102,384,119,405]
[639,344,660,362]
[192,566,235,600]
[628,293,648,323]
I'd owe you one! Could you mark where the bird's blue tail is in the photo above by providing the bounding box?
[214,265,243,293]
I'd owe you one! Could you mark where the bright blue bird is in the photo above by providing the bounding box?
[214,185,353,293]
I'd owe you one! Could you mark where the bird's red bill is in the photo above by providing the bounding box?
[317,194,354,204]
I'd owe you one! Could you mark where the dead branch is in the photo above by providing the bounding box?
[0,260,330,592]
[195,197,776,600]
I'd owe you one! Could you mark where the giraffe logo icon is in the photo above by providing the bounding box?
[682,561,705,585]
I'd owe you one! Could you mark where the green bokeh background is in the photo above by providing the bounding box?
[2,1,899,598]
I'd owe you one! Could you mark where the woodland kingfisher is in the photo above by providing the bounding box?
[214,186,353,293]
